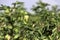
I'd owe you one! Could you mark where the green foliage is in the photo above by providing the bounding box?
[0,1,60,40]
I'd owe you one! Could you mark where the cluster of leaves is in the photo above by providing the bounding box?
[0,1,60,40]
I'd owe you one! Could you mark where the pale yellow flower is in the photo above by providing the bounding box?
[5,34,11,40]
[24,15,29,21]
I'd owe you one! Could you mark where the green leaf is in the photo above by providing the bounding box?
[14,34,19,39]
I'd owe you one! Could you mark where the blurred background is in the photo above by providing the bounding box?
[0,0,60,12]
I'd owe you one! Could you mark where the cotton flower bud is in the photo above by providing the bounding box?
[5,9,10,13]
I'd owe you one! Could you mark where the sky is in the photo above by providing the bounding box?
[0,0,60,12]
